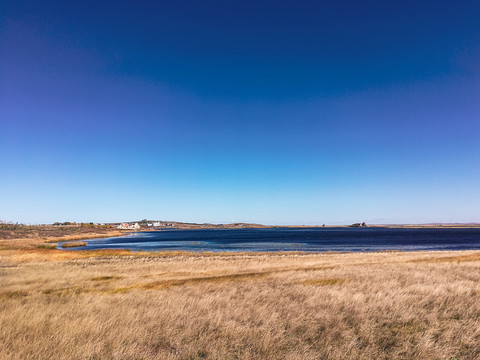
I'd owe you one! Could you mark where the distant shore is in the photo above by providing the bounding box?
[2,222,480,251]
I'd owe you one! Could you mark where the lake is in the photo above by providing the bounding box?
[61,227,480,252]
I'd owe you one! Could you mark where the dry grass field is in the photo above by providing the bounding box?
[1,247,479,359]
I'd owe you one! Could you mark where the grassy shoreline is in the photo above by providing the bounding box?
[1,242,479,359]
[0,229,128,250]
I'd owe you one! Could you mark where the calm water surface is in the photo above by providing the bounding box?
[62,227,480,252]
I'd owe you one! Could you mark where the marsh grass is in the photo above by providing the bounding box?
[61,241,88,248]
[410,252,480,263]
[108,271,270,294]
[0,290,29,299]
[35,244,58,249]
[91,276,123,281]
[301,277,347,286]
[0,249,479,359]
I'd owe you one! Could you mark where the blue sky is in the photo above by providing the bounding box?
[1,0,480,224]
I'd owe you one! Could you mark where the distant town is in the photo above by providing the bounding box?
[2,220,480,234]
[47,219,269,230]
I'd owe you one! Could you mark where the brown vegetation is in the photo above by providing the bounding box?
[0,223,127,251]
[1,247,479,359]
[61,241,88,248]
[0,223,119,240]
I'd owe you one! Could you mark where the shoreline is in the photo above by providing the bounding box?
[2,244,480,265]
[2,226,480,255]
[0,230,128,250]
[1,223,480,251]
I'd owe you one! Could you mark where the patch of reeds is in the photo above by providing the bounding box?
[301,277,347,286]
[61,241,88,248]
[90,276,123,281]
[35,244,58,249]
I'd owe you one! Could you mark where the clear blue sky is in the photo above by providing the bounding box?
[1,0,479,225]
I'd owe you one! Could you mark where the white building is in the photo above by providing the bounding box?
[117,223,140,230]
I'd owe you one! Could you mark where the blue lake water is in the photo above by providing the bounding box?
[61,227,480,252]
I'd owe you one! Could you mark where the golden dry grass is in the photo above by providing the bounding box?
[0,229,126,253]
[0,249,479,359]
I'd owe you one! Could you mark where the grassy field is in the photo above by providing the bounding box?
[0,223,124,240]
[1,245,479,360]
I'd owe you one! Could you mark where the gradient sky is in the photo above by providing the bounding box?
[1,0,480,225]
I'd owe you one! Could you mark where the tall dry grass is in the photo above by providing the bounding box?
[0,250,479,359]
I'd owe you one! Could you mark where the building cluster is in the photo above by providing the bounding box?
[116,223,140,230]
[147,222,175,227]
[116,221,176,229]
